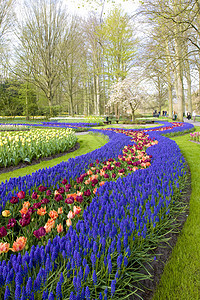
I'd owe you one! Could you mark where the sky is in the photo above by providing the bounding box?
[63,0,140,17]
[14,0,140,19]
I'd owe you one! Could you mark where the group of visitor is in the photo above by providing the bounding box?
[186,111,196,122]
[153,110,167,117]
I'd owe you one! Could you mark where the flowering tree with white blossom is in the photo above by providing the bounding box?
[107,77,144,121]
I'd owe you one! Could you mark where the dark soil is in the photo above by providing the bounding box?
[0,142,80,175]
[130,165,191,300]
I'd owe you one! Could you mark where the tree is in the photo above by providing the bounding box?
[18,81,38,118]
[107,77,144,121]
[146,69,168,113]
[101,7,137,80]
[0,0,15,51]
[15,0,68,116]
[134,31,173,117]
[62,16,87,116]
[98,7,137,117]
[0,79,23,116]
[84,13,103,116]
[139,0,195,121]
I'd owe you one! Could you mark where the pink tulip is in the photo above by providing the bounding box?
[73,206,81,215]
[67,211,75,219]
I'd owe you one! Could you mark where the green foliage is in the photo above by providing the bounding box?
[18,81,39,117]
[163,127,195,137]
[0,80,24,116]
[98,7,137,80]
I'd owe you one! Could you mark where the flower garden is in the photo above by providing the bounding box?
[0,125,29,131]
[0,128,77,168]
[190,131,200,143]
[0,121,194,299]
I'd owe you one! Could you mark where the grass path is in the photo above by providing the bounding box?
[153,126,200,300]
[0,134,107,183]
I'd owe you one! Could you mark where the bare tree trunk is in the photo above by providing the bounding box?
[96,75,100,116]
[93,74,97,115]
[25,81,29,120]
[185,58,192,113]
[129,103,135,121]
[48,96,53,116]
[174,38,184,121]
[174,0,184,121]
[165,40,173,118]
[83,79,87,116]
[199,58,200,108]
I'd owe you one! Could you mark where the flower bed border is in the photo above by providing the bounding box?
[0,121,195,299]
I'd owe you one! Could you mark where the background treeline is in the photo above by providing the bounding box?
[0,0,200,121]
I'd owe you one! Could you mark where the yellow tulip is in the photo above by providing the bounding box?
[2,210,11,217]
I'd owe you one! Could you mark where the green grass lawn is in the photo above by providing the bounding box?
[0,134,107,183]
[92,123,163,130]
[153,126,200,300]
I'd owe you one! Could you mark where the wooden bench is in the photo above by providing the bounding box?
[103,121,112,125]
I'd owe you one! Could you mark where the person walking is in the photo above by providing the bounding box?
[192,110,196,122]
[187,112,191,120]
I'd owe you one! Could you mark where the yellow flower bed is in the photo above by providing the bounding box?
[0,128,77,167]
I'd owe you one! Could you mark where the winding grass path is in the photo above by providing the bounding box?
[0,134,107,183]
[153,126,200,300]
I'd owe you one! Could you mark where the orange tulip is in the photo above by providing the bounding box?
[37,207,47,216]
[91,174,98,180]
[11,237,27,252]
[87,169,93,175]
[23,201,31,209]
[99,181,105,186]
[77,191,83,196]
[66,193,77,200]
[132,167,138,172]
[100,170,105,176]
[49,210,58,220]
[0,242,10,254]
[66,219,72,227]
[19,207,28,215]
[44,219,55,233]
[57,223,64,233]
[58,207,63,214]
[84,179,90,185]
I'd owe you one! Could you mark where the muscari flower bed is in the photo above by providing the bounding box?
[0,122,194,299]
[42,122,99,128]
[0,122,95,131]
